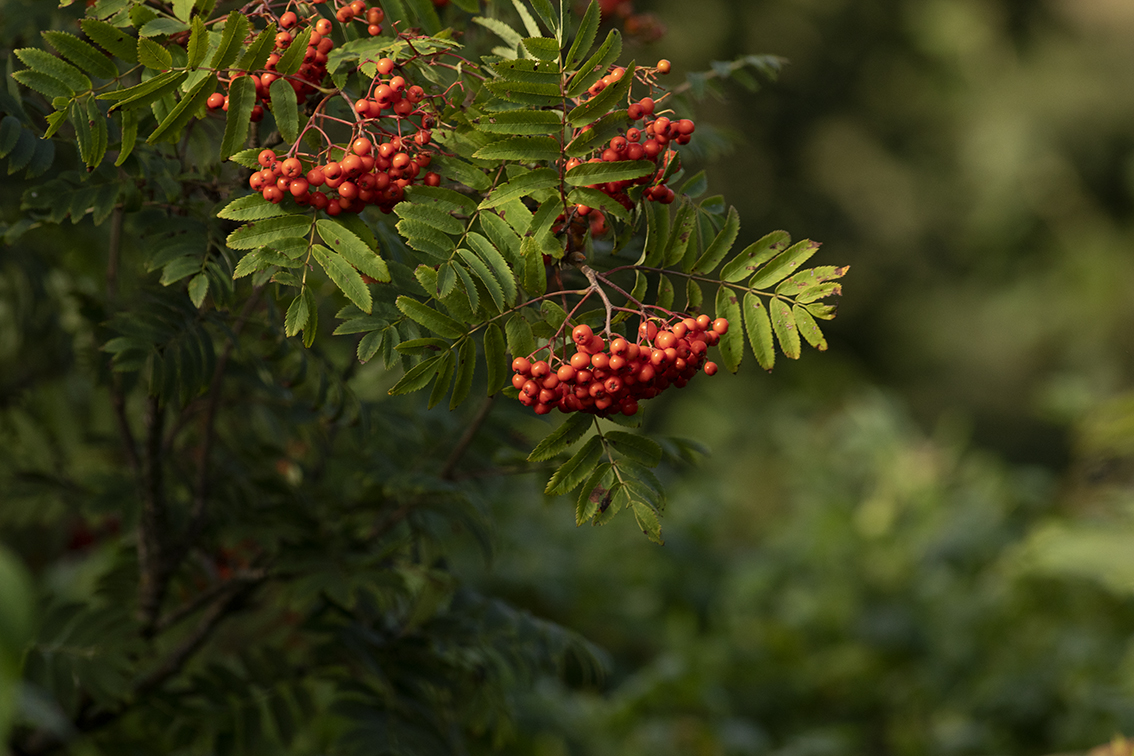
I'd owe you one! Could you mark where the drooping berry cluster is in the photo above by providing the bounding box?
[511,317,727,416]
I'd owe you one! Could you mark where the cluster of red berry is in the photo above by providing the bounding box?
[511,317,726,416]
[249,135,440,215]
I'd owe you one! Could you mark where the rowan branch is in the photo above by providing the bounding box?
[137,394,168,635]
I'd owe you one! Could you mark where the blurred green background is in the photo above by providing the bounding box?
[456,0,1134,754]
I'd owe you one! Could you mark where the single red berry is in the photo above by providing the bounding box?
[279,11,298,28]
[207,92,225,109]
[315,18,333,35]
[275,31,292,49]
[368,24,382,36]
[351,137,372,156]
[377,58,395,76]
[423,172,440,187]
[258,149,276,168]
[512,357,532,374]
[704,361,719,376]
[572,324,593,343]
[656,59,672,74]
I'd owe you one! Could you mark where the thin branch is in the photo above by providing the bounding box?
[137,394,168,635]
[154,568,267,633]
[440,395,496,480]
[106,205,123,303]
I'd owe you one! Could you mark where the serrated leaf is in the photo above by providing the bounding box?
[15,48,90,92]
[395,337,449,355]
[473,109,563,135]
[276,27,312,77]
[564,109,630,157]
[686,278,703,312]
[479,168,559,209]
[138,18,189,37]
[663,201,696,267]
[394,201,464,235]
[357,329,384,362]
[228,147,263,170]
[565,0,599,70]
[235,24,277,72]
[693,205,739,273]
[606,431,662,467]
[69,100,92,167]
[776,264,848,297]
[428,349,456,409]
[44,31,118,80]
[450,338,476,410]
[136,38,172,70]
[220,74,255,159]
[770,297,800,359]
[217,194,288,221]
[484,322,506,394]
[793,304,826,350]
[529,413,593,462]
[209,12,249,71]
[11,70,73,101]
[458,251,504,311]
[473,136,561,162]
[102,71,187,112]
[433,155,491,191]
[564,159,653,186]
[226,215,313,250]
[405,185,477,216]
[521,236,547,295]
[566,188,630,223]
[388,354,444,395]
[187,273,208,308]
[285,293,309,337]
[148,73,215,144]
[565,29,620,98]
[715,285,743,373]
[526,0,559,35]
[545,435,603,495]
[452,260,480,313]
[632,501,663,544]
[566,62,635,127]
[480,211,522,266]
[0,117,21,159]
[575,461,610,525]
[316,219,389,283]
[396,296,466,338]
[397,218,456,259]
[522,37,559,61]
[505,313,534,360]
[656,274,674,311]
[474,16,524,50]
[749,239,821,290]
[116,109,137,166]
[268,78,299,143]
[86,97,108,167]
[312,244,372,313]
[719,229,791,282]
[81,18,137,63]
[465,233,517,306]
[186,17,208,69]
[742,293,774,370]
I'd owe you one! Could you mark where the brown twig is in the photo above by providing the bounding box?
[440,395,496,480]
[137,394,168,634]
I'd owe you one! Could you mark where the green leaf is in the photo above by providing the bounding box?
[642,198,669,266]
[450,338,476,410]
[0,117,21,159]
[220,74,255,160]
[715,285,743,373]
[473,16,524,50]
[769,297,800,359]
[312,245,372,313]
[565,29,620,98]
[484,322,507,394]
[663,201,696,267]
[11,70,72,101]
[235,24,277,72]
[606,431,662,467]
[686,277,703,312]
[115,109,137,166]
[397,218,456,260]
[396,296,466,339]
[405,0,443,34]
[566,188,630,223]
[749,239,821,290]
[43,31,118,80]
[521,236,547,295]
[526,0,559,35]
[522,37,559,62]
[693,205,739,273]
[473,109,563,135]
[465,233,517,306]
[86,97,108,168]
[452,260,480,313]
[775,264,849,298]
[472,136,561,162]
[187,272,208,308]
[4,129,35,176]
[268,78,299,144]
[217,194,288,221]
[138,18,189,37]
[81,18,138,63]
[284,292,309,337]
[479,168,559,210]
[276,27,312,77]
[226,215,313,250]
[388,354,444,395]
[458,250,504,311]
[25,137,56,180]
[395,337,449,355]
[136,38,172,70]
[793,304,827,351]
[632,500,663,544]
[529,413,593,462]
[428,349,456,409]
[147,72,215,144]
[404,185,478,216]
[656,274,674,311]
[741,293,774,370]
[566,62,635,127]
[796,282,843,305]
[480,211,522,266]
[505,313,535,360]
[575,461,611,525]
[186,17,208,69]
[70,101,92,167]
[565,0,600,70]
[101,71,187,112]
[357,330,384,362]
[719,230,791,282]
[209,12,249,71]
[394,201,464,236]
[564,109,630,157]
[564,159,654,186]
[433,155,490,191]
[15,48,90,93]
[545,435,603,495]
[316,219,389,283]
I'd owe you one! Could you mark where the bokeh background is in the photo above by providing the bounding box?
[458,1,1134,754]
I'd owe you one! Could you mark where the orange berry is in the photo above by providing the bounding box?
[279,11,298,28]
[656,59,671,74]
[712,318,729,335]
[351,137,372,156]
[376,58,395,76]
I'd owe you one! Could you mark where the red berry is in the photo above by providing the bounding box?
[704,361,718,376]
[207,92,225,109]
[257,149,276,167]
[656,59,672,74]
[572,324,593,344]
[712,318,729,335]
[279,11,298,28]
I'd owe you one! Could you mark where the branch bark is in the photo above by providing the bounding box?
[137,394,168,635]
